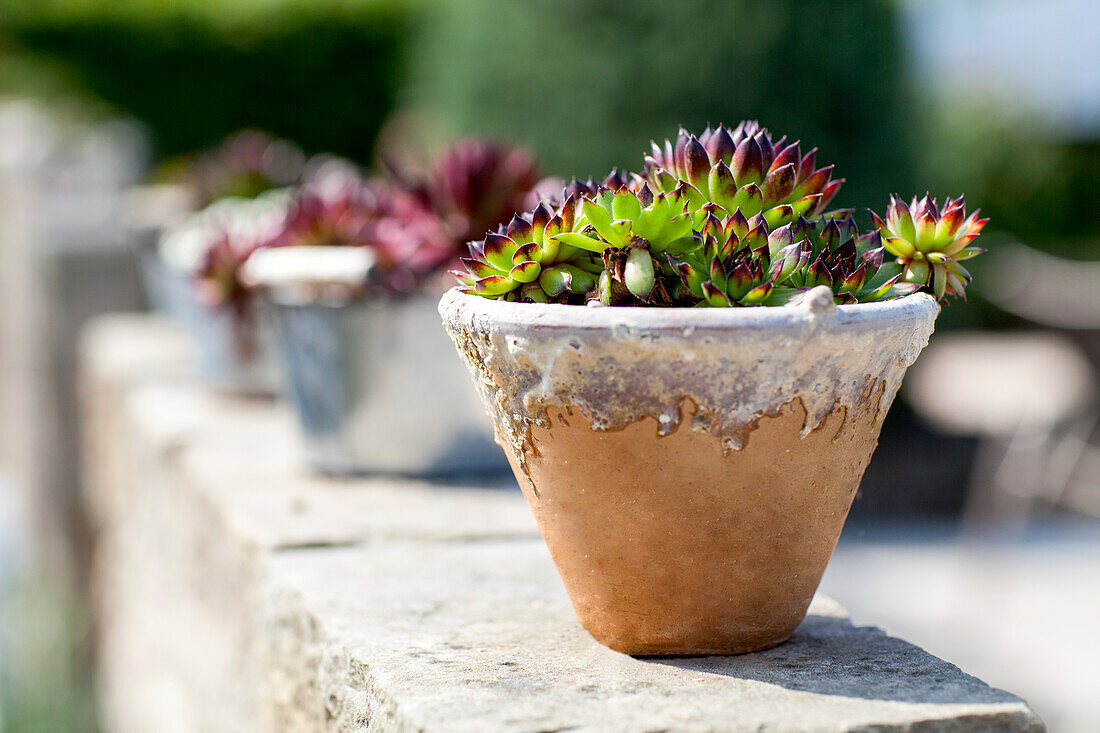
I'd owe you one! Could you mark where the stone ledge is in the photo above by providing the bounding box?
[264,539,1042,733]
[80,314,1044,732]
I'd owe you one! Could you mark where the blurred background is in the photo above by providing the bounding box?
[1,0,1098,730]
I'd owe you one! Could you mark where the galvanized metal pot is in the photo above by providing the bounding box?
[135,250,280,393]
[267,293,506,476]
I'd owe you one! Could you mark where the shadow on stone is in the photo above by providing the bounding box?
[649,613,1024,706]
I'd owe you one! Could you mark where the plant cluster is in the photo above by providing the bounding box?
[167,137,545,307]
[385,141,541,246]
[454,122,987,306]
[161,130,308,208]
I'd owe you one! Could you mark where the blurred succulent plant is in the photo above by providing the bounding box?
[170,192,291,357]
[166,192,290,310]
[642,122,843,228]
[451,194,603,302]
[870,195,987,299]
[386,140,541,245]
[166,129,307,207]
[270,167,462,293]
[195,230,255,313]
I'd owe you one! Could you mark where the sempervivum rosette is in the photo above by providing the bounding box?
[272,167,453,293]
[387,140,541,246]
[643,121,843,227]
[451,195,603,303]
[157,190,292,313]
[870,194,987,299]
[551,187,695,305]
[176,129,306,207]
[668,210,900,307]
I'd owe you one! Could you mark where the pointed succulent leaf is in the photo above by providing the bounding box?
[512,242,541,264]
[612,190,642,222]
[704,125,736,165]
[763,205,795,229]
[508,260,541,283]
[883,236,916,258]
[731,184,764,218]
[475,275,519,296]
[581,198,613,237]
[761,162,796,202]
[708,162,740,213]
[482,233,519,270]
[790,194,821,219]
[819,179,843,212]
[856,230,882,256]
[674,181,707,213]
[701,281,731,307]
[506,214,533,244]
[530,203,553,243]
[741,281,773,305]
[839,263,867,294]
[791,165,834,200]
[767,223,794,258]
[732,136,764,185]
[753,130,775,171]
[771,140,800,173]
[461,257,500,278]
[797,148,817,184]
[450,269,476,286]
[551,231,606,253]
[682,135,711,194]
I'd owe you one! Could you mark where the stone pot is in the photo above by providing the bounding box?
[439,286,939,655]
[247,247,505,476]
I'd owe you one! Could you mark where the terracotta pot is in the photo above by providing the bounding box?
[440,286,939,655]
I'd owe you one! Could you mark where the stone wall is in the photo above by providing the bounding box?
[81,313,1045,732]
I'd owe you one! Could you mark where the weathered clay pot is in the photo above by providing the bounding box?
[439,286,939,655]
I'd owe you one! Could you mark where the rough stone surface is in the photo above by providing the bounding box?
[265,540,1043,733]
[81,314,1045,733]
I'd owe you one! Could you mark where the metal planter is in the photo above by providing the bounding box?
[267,293,505,476]
[140,251,281,394]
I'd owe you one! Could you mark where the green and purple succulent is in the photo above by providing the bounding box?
[453,121,988,307]
[451,194,603,303]
[871,194,987,300]
[643,121,842,227]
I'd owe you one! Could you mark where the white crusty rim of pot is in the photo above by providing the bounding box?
[439,285,940,335]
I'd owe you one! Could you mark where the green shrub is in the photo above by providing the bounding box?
[403,0,919,212]
[1,0,418,159]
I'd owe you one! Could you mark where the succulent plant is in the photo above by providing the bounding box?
[550,187,697,304]
[386,140,540,245]
[164,192,290,309]
[665,209,903,307]
[450,121,988,307]
[642,122,843,228]
[870,194,987,299]
[451,194,603,303]
[271,169,455,293]
[194,230,256,314]
[167,129,307,207]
